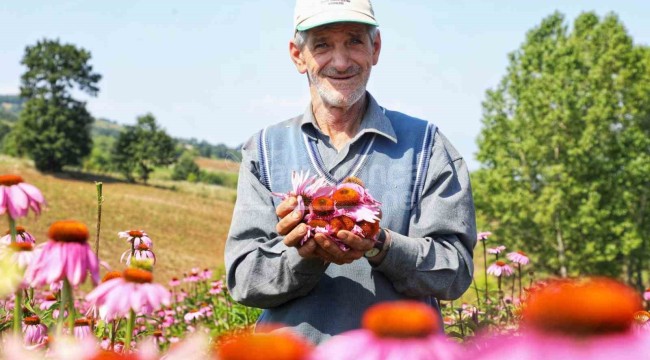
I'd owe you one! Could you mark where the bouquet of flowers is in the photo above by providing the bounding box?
[273,171,381,250]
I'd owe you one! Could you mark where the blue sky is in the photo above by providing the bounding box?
[1,0,649,170]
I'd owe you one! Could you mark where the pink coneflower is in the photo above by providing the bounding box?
[0,174,45,219]
[469,277,648,359]
[210,280,224,295]
[507,250,530,265]
[477,231,492,241]
[2,241,40,270]
[0,226,36,244]
[118,229,152,248]
[184,309,204,323]
[169,277,181,287]
[201,268,212,281]
[487,245,506,255]
[311,301,462,360]
[184,268,201,283]
[23,315,47,346]
[73,318,93,340]
[39,293,58,311]
[120,242,156,265]
[487,261,513,277]
[85,266,171,321]
[24,220,99,287]
[644,288,650,301]
[272,170,331,212]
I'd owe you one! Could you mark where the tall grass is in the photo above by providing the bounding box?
[0,155,236,284]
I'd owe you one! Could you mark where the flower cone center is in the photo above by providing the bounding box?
[311,196,335,215]
[102,270,122,283]
[128,230,144,237]
[495,260,506,266]
[343,176,365,187]
[358,220,380,239]
[75,318,91,327]
[332,187,361,207]
[123,268,153,283]
[329,216,356,233]
[363,301,439,338]
[307,219,329,228]
[523,277,643,335]
[0,174,24,186]
[48,220,89,243]
[9,242,33,251]
[24,316,41,325]
[217,333,312,360]
[137,243,150,251]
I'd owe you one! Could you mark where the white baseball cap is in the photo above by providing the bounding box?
[294,0,378,32]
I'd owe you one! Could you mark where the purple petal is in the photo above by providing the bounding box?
[7,185,28,218]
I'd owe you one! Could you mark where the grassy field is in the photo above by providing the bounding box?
[0,155,237,284]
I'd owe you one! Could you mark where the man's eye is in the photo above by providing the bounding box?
[314,43,328,49]
[350,38,364,45]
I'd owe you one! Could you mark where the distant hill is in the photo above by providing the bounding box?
[0,94,241,161]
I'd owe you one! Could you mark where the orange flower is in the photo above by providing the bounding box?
[216,332,312,360]
[362,301,439,338]
[522,277,643,335]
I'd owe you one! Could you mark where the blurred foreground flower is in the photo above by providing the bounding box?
[0,174,46,218]
[85,261,171,321]
[486,261,513,277]
[0,249,24,296]
[311,301,461,360]
[25,220,99,287]
[216,330,312,360]
[1,226,36,244]
[469,277,649,359]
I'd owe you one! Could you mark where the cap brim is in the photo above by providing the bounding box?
[296,10,378,31]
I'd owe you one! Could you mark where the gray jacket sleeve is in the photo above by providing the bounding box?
[225,135,329,309]
[374,131,477,300]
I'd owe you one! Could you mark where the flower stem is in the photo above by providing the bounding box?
[64,279,75,333]
[58,284,68,335]
[9,217,21,335]
[95,182,103,260]
[8,217,17,244]
[482,240,488,302]
[125,309,136,351]
[13,289,22,335]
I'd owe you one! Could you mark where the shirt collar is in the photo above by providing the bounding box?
[300,92,398,144]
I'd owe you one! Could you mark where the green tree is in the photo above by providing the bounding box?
[111,114,176,183]
[172,151,201,181]
[11,39,100,171]
[474,12,650,285]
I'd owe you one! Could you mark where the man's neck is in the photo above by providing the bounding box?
[311,93,368,151]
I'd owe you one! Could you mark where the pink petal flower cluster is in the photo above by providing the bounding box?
[487,245,506,254]
[0,226,36,244]
[274,172,382,250]
[477,231,492,241]
[0,174,45,219]
[22,316,47,346]
[644,288,650,302]
[24,220,99,287]
[119,229,156,265]
[312,301,461,360]
[85,267,171,321]
[487,261,513,277]
[506,250,530,265]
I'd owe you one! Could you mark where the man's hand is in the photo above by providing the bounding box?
[276,197,327,260]
[313,230,374,265]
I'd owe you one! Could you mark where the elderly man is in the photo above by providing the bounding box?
[225,0,477,345]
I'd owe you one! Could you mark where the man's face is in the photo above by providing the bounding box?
[290,23,381,108]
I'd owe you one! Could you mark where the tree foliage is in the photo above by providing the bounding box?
[474,12,650,286]
[111,114,177,183]
[11,39,100,171]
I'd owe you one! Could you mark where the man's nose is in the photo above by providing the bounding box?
[330,47,352,72]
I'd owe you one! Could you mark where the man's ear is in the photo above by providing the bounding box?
[372,30,381,66]
[289,40,308,74]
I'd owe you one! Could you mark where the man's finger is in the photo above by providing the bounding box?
[283,223,308,247]
[276,196,298,218]
[336,230,373,252]
[276,207,304,235]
